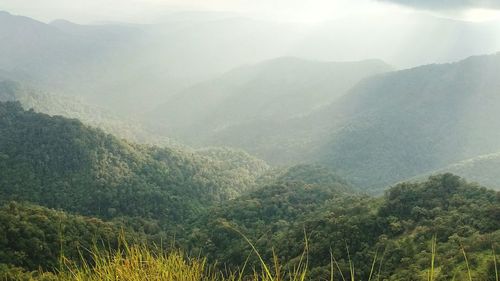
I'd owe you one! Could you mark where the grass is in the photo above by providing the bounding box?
[55,242,307,281]
[494,245,499,281]
[4,234,499,281]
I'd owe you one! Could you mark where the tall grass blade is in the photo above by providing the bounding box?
[493,245,499,281]
[345,242,354,281]
[376,245,387,281]
[225,223,275,281]
[330,248,346,281]
[460,243,472,281]
[367,248,378,281]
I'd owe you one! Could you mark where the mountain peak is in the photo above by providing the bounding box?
[49,19,76,27]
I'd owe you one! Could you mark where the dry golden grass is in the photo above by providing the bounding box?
[56,237,308,281]
[9,233,498,281]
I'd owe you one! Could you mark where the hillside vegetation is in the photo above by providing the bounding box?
[1,174,498,280]
[314,53,500,189]
[0,201,140,272]
[0,103,498,280]
[182,174,499,280]
[1,8,500,281]
[0,102,268,224]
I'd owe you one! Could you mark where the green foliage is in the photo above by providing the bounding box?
[0,102,498,280]
[0,201,135,272]
[0,102,268,225]
[184,174,499,280]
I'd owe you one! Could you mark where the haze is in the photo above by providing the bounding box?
[1,0,500,188]
[2,0,500,23]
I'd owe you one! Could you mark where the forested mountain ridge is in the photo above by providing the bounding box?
[313,52,500,190]
[0,11,305,113]
[184,164,354,265]
[410,151,500,189]
[208,53,500,190]
[0,102,269,224]
[0,11,147,111]
[184,174,499,280]
[149,57,392,145]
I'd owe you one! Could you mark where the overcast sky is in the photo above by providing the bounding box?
[1,0,500,24]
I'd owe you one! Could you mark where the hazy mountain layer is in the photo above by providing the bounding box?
[0,78,182,147]
[411,152,500,189]
[149,57,392,146]
[0,11,305,113]
[190,53,500,190]
[2,10,500,116]
[314,52,500,189]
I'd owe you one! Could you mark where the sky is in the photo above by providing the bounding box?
[1,0,500,24]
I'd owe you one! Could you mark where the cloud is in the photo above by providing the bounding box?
[379,0,500,10]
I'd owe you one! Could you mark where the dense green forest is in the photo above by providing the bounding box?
[0,103,498,280]
[0,101,268,225]
[0,201,139,271]
[182,174,499,280]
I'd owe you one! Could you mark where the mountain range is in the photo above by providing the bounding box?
[157,53,500,190]
[148,57,392,143]
[1,8,500,281]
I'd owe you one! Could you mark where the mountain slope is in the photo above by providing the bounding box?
[149,57,392,146]
[227,53,500,189]
[184,165,354,265]
[2,10,500,116]
[0,78,182,146]
[312,52,500,189]
[0,102,268,224]
[411,152,500,189]
[0,11,306,113]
